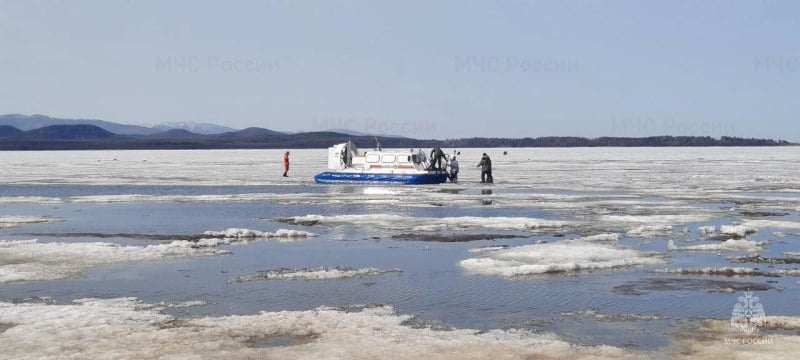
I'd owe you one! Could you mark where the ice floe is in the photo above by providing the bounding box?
[572,233,621,242]
[233,266,401,282]
[598,214,716,238]
[626,225,674,237]
[467,246,511,253]
[0,216,63,229]
[675,267,800,277]
[68,193,292,203]
[775,269,800,276]
[741,219,800,230]
[730,254,800,264]
[719,225,758,238]
[697,226,717,236]
[601,214,713,225]
[0,229,315,283]
[696,225,759,238]
[460,242,663,276]
[613,278,775,295]
[281,214,568,232]
[0,297,642,360]
[202,228,316,240]
[560,309,666,322]
[667,239,767,252]
[653,267,771,277]
[0,196,63,204]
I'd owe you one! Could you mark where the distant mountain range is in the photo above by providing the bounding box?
[0,114,158,135]
[0,114,792,150]
[0,114,238,135]
[149,121,237,135]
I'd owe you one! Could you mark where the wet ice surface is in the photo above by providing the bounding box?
[1,148,800,358]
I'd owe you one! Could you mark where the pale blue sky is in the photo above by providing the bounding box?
[1,0,798,140]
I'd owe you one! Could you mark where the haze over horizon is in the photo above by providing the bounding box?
[1,1,798,141]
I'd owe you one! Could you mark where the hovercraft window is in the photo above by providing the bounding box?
[365,154,380,163]
[381,154,396,163]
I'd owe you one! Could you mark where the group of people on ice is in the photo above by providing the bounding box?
[427,147,493,184]
[283,146,494,184]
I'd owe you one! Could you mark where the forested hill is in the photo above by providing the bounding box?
[0,124,791,150]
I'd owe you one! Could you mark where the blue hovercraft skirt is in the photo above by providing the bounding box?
[314,171,448,185]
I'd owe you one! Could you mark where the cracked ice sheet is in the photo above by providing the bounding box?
[0,297,643,360]
[460,241,663,276]
[0,147,800,195]
[0,229,315,283]
[3,148,799,193]
[0,216,63,229]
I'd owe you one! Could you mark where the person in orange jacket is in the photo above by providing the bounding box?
[283,151,290,177]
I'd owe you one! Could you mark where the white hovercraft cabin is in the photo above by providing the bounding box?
[314,141,449,184]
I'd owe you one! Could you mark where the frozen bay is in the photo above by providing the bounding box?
[1,147,800,359]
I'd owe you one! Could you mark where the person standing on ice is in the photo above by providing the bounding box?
[429,147,446,170]
[282,151,290,177]
[448,156,459,183]
[477,153,492,183]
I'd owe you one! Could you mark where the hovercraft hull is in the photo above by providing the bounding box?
[314,171,448,185]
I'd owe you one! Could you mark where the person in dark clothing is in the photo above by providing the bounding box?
[477,153,493,183]
[429,147,446,170]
